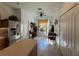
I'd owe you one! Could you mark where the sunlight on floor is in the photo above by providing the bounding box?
[37,36,62,56]
[37,37,49,50]
[36,36,67,49]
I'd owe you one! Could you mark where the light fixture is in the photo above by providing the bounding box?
[37,8,46,17]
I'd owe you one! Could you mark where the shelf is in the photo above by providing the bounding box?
[0,37,7,40]
[0,28,8,29]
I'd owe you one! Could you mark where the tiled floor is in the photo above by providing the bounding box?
[35,36,79,56]
[32,35,79,56]
[35,36,62,56]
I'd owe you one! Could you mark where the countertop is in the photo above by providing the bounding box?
[0,39,37,56]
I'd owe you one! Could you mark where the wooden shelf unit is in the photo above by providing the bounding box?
[0,19,9,50]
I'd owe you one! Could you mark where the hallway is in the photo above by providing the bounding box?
[0,2,79,56]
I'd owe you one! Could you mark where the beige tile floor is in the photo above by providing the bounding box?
[37,44,62,56]
[31,36,79,56]
[35,36,62,56]
[32,35,79,56]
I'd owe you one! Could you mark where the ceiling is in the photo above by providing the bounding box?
[2,2,64,17]
[3,2,64,9]
[2,2,21,8]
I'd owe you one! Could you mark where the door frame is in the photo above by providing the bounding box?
[37,19,49,36]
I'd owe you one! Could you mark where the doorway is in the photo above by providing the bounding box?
[38,19,48,37]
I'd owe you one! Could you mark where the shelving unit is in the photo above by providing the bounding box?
[0,7,21,49]
[0,19,9,50]
[8,20,21,45]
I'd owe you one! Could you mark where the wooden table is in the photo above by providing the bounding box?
[0,39,37,56]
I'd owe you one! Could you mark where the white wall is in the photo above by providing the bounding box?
[20,2,63,39]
